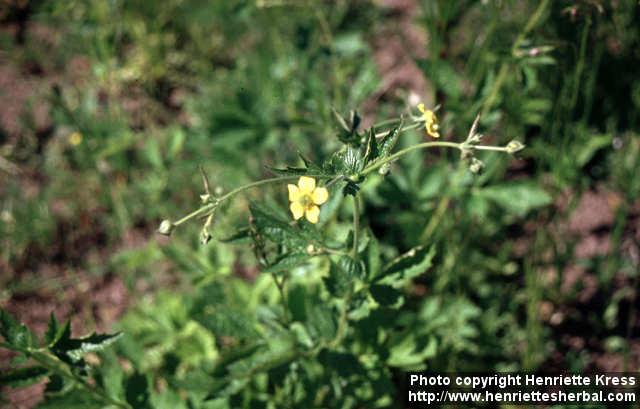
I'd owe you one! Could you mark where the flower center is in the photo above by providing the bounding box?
[299,194,313,208]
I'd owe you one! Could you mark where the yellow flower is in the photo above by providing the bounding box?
[68,131,83,146]
[417,103,440,138]
[287,176,329,224]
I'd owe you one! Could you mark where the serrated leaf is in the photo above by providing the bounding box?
[375,245,435,287]
[325,146,363,176]
[379,125,401,158]
[265,165,309,176]
[0,309,33,350]
[266,153,329,176]
[0,366,49,388]
[53,332,123,362]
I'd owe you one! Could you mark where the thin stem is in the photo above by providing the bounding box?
[419,196,450,243]
[272,273,290,324]
[173,174,336,227]
[218,175,301,203]
[351,195,360,258]
[374,122,422,139]
[174,203,215,226]
[360,141,463,176]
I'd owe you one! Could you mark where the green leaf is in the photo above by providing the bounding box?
[576,133,613,167]
[375,245,435,287]
[306,304,337,342]
[191,282,258,343]
[477,182,552,216]
[342,180,361,196]
[53,332,123,362]
[332,109,361,145]
[379,125,401,158]
[297,152,325,175]
[263,252,309,274]
[265,165,309,176]
[125,372,151,409]
[0,309,32,350]
[36,390,104,409]
[370,285,404,307]
[249,202,306,248]
[323,256,363,297]
[45,313,66,347]
[387,334,437,370]
[364,231,381,278]
[363,128,379,164]
[0,366,49,388]
[287,285,307,322]
[266,153,327,176]
[218,226,252,243]
[325,146,363,176]
[225,332,297,378]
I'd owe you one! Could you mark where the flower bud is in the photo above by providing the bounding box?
[378,163,391,176]
[505,140,525,154]
[157,219,175,236]
[469,158,484,174]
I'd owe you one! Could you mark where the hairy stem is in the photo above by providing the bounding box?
[173,174,336,227]
[351,195,360,258]
[360,141,463,176]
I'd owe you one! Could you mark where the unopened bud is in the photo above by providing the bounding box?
[306,244,316,255]
[505,140,525,154]
[378,163,391,176]
[469,158,484,174]
[157,219,175,236]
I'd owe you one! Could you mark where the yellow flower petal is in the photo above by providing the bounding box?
[287,184,301,201]
[417,103,426,113]
[290,202,304,220]
[298,176,316,195]
[311,187,329,205]
[305,205,320,224]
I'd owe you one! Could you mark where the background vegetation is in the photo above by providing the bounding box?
[1,0,639,408]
